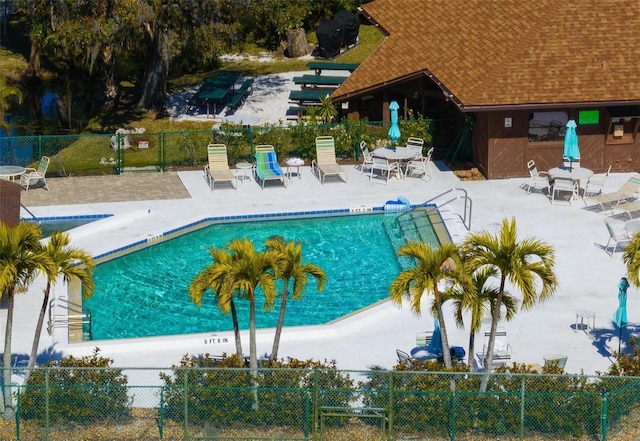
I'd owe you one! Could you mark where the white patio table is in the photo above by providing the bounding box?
[549,166,593,200]
[372,147,420,179]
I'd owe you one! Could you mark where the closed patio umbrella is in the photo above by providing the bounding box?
[613,276,629,353]
[563,119,580,171]
[388,100,401,143]
[428,317,443,357]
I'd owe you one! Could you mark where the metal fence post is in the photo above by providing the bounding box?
[183,368,189,440]
[519,375,526,441]
[601,392,608,441]
[450,378,456,441]
[45,367,50,441]
[387,370,393,441]
[15,385,20,440]
[158,386,164,439]
[313,369,319,441]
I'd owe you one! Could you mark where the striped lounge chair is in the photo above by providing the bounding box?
[311,136,347,184]
[584,173,640,214]
[254,145,286,189]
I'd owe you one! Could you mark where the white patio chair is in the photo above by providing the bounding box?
[526,159,550,195]
[406,146,434,179]
[551,177,577,205]
[604,220,631,257]
[583,164,611,198]
[370,156,401,184]
[395,349,414,369]
[21,156,50,193]
[359,141,374,174]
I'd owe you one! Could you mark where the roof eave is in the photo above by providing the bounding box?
[332,72,428,103]
[459,100,640,112]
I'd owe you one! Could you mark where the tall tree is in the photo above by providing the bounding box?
[0,74,22,133]
[463,218,557,391]
[264,236,326,360]
[0,222,53,415]
[189,247,244,358]
[389,242,473,368]
[137,0,240,111]
[440,267,517,370]
[222,238,283,373]
[24,232,95,385]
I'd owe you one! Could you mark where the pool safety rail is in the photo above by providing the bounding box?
[397,187,472,233]
[48,297,92,340]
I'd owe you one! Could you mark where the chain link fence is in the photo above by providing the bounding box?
[0,118,453,178]
[1,367,639,440]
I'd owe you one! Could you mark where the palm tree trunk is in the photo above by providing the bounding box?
[434,287,453,368]
[230,300,243,358]
[271,281,290,360]
[479,279,506,392]
[248,290,259,410]
[24,285,51,385]
[467,332,476,372]
[3,293,15,412]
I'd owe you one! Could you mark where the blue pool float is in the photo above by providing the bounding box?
[384,196,411,211]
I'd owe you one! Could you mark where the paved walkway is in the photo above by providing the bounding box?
[20,172,191,206]
[6,163,637,379]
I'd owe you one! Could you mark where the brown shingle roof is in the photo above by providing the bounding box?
[333,0,640,108]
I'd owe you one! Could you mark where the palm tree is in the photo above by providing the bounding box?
[463,218,557,391]
[317,95,338,124]
[24,232,95,385]
[223,238,284,373]
[440,267,517,370]
[189,247,244,358]
[623,234,640,287]
[0,222,52,414]
[389,242,474,368]
[264,236,326,360]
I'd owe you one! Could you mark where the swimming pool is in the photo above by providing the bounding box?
[26,215,111,238]
[83,211,444,341]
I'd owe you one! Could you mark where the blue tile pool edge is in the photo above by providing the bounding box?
[92,205,440,262]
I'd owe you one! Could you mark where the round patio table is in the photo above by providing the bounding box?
[0,165,26,181]
[372,147,419,161]
[548,166,593,200]
[548,166,593,180]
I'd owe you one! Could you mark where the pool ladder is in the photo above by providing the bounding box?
[395,188,472,240]
[48,298,92,341]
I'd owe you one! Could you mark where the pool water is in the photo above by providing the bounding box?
[85,212,439,340]
[28,217,106,238]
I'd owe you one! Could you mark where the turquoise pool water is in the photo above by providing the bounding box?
[85,212,440,340]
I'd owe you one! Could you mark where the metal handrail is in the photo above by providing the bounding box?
[20,203,39,223]
[395,188,472,232]
[48,297,92,339]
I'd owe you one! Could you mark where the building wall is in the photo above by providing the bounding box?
[0,179,21,227]
[479,108,640,179]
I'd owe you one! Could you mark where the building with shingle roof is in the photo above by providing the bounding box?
[332,0,640,178]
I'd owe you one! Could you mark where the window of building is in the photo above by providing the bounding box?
[528,111,568,142]
[606,107,640,145]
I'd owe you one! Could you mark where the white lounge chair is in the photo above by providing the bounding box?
[395,349,414,368]
[584,173,640,212]
[204,144,236,190]
[312,136,347,184]
[476,327,511,371]
[21,156,50,193]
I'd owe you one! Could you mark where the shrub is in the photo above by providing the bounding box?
[160,354,354,429]
[19,348,131,423]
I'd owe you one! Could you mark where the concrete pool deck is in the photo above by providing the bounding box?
[7,162,638,375]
